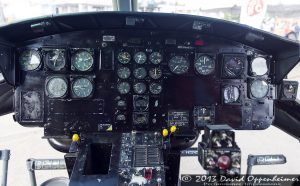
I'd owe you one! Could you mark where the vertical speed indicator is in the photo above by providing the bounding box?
[195,55,215,75]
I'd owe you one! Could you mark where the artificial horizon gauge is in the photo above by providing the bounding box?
[118,51,131,64]
[251,57,268,76]
[223,56,245,78]
[133,82,147,94]
[46,49,66,71]
[149,52,163,64]
[134,51,147,64]
[149,83,162,94]
[195,55,215,75]
[46,77,68,98]
[168,55,190,75]
[71,50,94,71]
[72,78,93,98]
[19,50,41,71]
[133,67,147,79]
[117,67,131,79]
[117,82,130,94]
[250,80,269,98]
[149,67,162,79]
[223,86,240,104]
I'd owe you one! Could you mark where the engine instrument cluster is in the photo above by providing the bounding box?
[14,29,275,137]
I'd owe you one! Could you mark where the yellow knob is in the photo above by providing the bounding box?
[162,129,169,137]
[72,134,80,142]
[170,126,177,133]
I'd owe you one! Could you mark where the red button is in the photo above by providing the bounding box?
[195,40,204,46]
[218,155,231,170]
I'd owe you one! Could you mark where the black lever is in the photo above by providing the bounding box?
[246,154,287,174]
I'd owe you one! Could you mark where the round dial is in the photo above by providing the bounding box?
[72,50,94,71]
[251,57,268,76]
[150,52,163,64]
[134,51,147,64]
[118,52,131,64]
[133,67,147,79]
[250,80,269,98]
[168,56,190,75]
[223,56,244,78]
[46,50,66,71]
[223,86,240,104]
[46,77,68,98]
[195,55,215,75]
[133,82,147,94]
[72,78,93,98]
[149,67,162,79]
[117,67,131,79]
[149,83,162,94]
[117,82,130,94]
[19,50,41,71]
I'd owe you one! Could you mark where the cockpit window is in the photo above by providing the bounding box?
[0,0,113,26]
[288,62,300,100]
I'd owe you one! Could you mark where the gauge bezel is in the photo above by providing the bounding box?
[194,54,216,76]
[134,51,147,64]
[168,55,190,75]
[249,56,269,76]
[149,51,163,64]
[70,76,94,98]
[133,82,147,94]
[117,66,131,79]
[149,82,163,95]
[222,85,242,105]
[117,81,131,95]
[19,49,42,71]
[133,67,147,79]
[117,51,131,64]
[149,67,163,80]
[248,79,269,99]
[71,49,94,72]
[221,54,246,79]
[44,49,67,71]
[45,76,68,98]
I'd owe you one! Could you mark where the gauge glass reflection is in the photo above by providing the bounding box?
[251,57,268,76]
[250,80,268,98]
[72,50,94,71]
[134,51,147,64]
[223,86,240,104]
[118,52,131,64]
[117,67,131,79]
[46,77,68,98]
[46,50,66,71]
[149,83,162,94]
[19,50,41,71]
[117,82,130,94]
[72,78,93,98]
[195,55,215,75]
[133,67,147,79]
[149,67,162,79]
[150,52,163,64]
[133,82,147,94]
[168,56,189,75]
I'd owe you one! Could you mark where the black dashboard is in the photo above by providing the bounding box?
[13,28,275,137]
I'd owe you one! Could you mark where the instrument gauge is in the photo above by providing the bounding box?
[72,50,94,71]
[46,49,66,71]
[117,67,131,79]
[134,51,147,64]
[223,56,244,78]
[149,83,162,95]
[133,82,147,94]
[150,52,163,64]
[118,52,131,64]
[251,57,268,76]
[46,77,68,98]
[19,50,41,71]
[149,67,162,79]
[223,86,240,104]
[168,56,190,75]
[250,80,269,98]
[72,78,93,98]
[195,55,215,75]
[133,67,147,79]
[117,82,130,94]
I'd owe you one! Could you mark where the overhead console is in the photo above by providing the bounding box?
[12,28,276,137]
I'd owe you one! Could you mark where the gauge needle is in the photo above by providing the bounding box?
[174,66,179,71]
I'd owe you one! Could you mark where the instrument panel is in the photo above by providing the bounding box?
[13,30,275,137]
